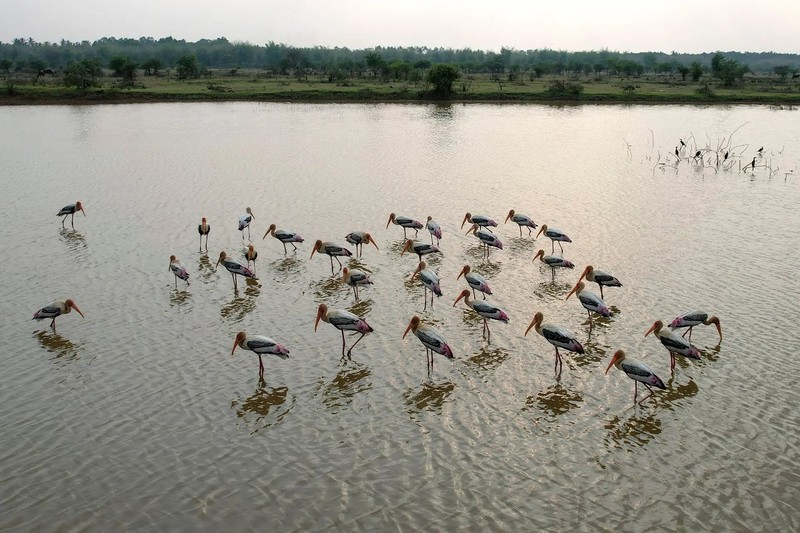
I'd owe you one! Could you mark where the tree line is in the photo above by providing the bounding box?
[2,36,798,92]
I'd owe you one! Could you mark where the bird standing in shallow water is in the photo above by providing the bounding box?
[401,239,441,261]
[198,217,210,252]
[342,267,373,301]
[57,201,86,229]
[315,303,373,360]
[577,265,622,300]
[465,224,503,259]
[169,255,190,288]
[264,224,304,254]
[426,216,442,245]
[386,213,423,238]
[605,349,666,405]
[669,311,722,343]
[505,209,537,237]
[454,289,508,342]
[411,261,442,310]
[565,280,609,331]
[245,245,258,275]
[238,207,255,240]
[645,320,701,372]
[403,316,454,375]
[310,240,353,272]
[525,311,584,376]
[33,299,84,330]
[231,331,289,379]
[456,265,492,300]
[535,224,571,254]
[344,231,379,258]
[216,251,256,291]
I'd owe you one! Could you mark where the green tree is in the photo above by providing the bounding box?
[109,55,137,82]
[365,51,386,78]
[141,58,163,76]
[176,54,199,79]
[677,65,690,81]
[0,59,12,74]
[773,65,790,80]
[63,59,103,89]
[711,53,748,87]
[426,63,460,97]
[690,62,703,82]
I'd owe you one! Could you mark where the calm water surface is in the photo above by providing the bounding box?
[1,102,799,530]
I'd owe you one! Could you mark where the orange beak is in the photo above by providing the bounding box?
[578,266,590,282]
[386,214,394,229]
[711,317,723,342]
[461,213,470,229]
[456,266,467,280]
[644,323,657,337]
[533,250,543,261]
[565,282,579,300]
[504,210,512,223]
[453,291,466,307]
[524,315,539,336]
[400,240,412,256]
[403,321,413,339]
[314,308,323,332]
[535,227,544,238]
[71,303,84,318]
[369,236,379,250]
[605,352,622,374]
[231,338,239,356]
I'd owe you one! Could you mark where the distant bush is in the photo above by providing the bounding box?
[696,84,715,97]
[546,80,584,97]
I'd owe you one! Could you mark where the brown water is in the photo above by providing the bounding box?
[1,102,799,530]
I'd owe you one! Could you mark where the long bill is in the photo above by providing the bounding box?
[707,316,723,341]
[535,226,545,239]
[605,350,623,374]
[461,213,471,229]
[578,265,591,282]
[402,319,416,339]
[456,265,468,280]
[71,303,85,318]
[524,314,541,336]
[400,240,412,256]
[464,223,478,235]
[565,282,581,300]
[386,214,394,228]
[644,322,659,337]
[533,249,544,262]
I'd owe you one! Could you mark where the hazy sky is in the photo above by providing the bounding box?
[3,0,799,53]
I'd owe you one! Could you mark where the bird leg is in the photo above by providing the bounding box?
[551,241,555,254]
[414,228,419,237]
[637,384,656,405]
[599,285,604,299]
[50,318,56,329]
[555,347,563,376]
[283,242,288,254]
[633,381,638,404]
[423,288,428,311]
[557,241,563,254]
[347,333,366,358]
[247,226,251,241]
[335,256,343,268]
[519,226,523,237]
[291,243,297,251]
[670,353,676,373]
[403,227,408,238]
[340,330,347,358]
[471,288,476,299]
[258,355,265,378]
[527,226,533,236]
[199,235,203,252]
[71,213,75,229]
[61,215,67,228]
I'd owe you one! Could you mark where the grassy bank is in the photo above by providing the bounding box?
[3,71,800,105]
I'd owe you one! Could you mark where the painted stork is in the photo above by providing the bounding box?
[669,311,722,343]
[263,224,304,254]
[401,239,441,261]
[198,217,210,252]
[461,212,498,233]
[344,231,379,258]
[535,224,571,254]
[454,289,509,342]
[342,267,373,300]
[525,311,584,375]
[456,264,492,300]
[386,213,423,238]
[578,265,622,299]
[216,251,256,291]
[33,299,84,330]
[426,216,442,245]
[403,316,454,374]
[231,331,289,379]
[315,303,373,359]
[238,207,255,240]
[465,223,503,258]
[310,240,353,272]
[533,249,574,280]
[57,201,86,229]
[605,349,666,404]
[645,320,701,372]
[245,245,258,275]
[411,261,442,310]
[505,209,537,236]
[169,255,190,288]
[566,281,609,330]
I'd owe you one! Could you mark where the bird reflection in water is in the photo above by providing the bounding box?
[698,343,722,363]
[660,377,699,406]
[535,279,572,299]
[196,253,216,283]
[59,229,87,255]
[271,255,304,277]
[311,274,343,301]
[573,338,609,368]
[347,298,373,318]
[169,288,193,308]
[34,330,82,360]
[604,413,663,450]
[466,345,509,373]
[220,280,260,322]
[404,381,455,415]
[231,378,293,433]
[322,362,373,412]
[524,383,583,424]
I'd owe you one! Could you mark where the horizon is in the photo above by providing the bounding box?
[4,0,799,56]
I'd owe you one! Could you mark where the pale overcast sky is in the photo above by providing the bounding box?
[3,0,798,53]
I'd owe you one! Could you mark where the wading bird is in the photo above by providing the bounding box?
[342,267,372,301]
[605,350,666,405]
[344,231,379,258]
[198,217,210,252]
[231,331,289,379]
[465,223,503,259]
[169,255,190,288]
[525,311,584,376]
[461,212,497,232]
[401,239,441,261]
[505,209,538,236]
[403,316,454,374]
[314,303,373,359]
[426,216,442,245]
[454,289,508,342]
[456,264,492,300]
[533,249,574,280]
[263,224,304,254]
[245,245,258,275]
[669,311,722,343]
[310,240,353,272]
[238,207,255,240]
[411,261,442,310]
[565,281,609,330]
[535,224,571,254]
[645,320,701,372]
[216,251,256,291]
[33,299,84,330]
[57,201,86,229]
[577,265,622,300]
[386,213,423,238]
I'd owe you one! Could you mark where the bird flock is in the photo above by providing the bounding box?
[35,203,723,406]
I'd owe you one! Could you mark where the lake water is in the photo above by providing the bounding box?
[1,102,799,530]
